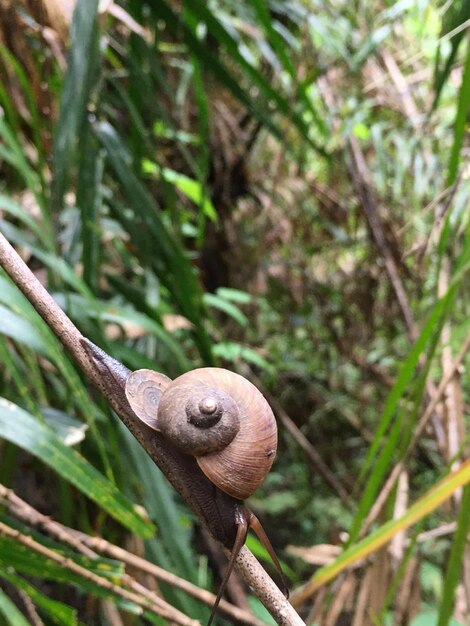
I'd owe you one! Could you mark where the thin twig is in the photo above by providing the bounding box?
[17,589,44,626]
[251,376,351,503]
[348,136,416,342]
[0,484,268,626]
[380,51,420,128]
[0,521,199,626]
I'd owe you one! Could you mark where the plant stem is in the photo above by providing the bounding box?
[0,231,305,626]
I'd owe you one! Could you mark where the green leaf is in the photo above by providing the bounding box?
[182,0,327,146]
[77,121,104,292]
[0,270,109,426]
[249,0,296,76]
[215,287,252,304]
[0,44,46,172]
[433,0,470,109]
[0,117,44,214]
[0,221,95,299]
[0,587,29,626]
[248,595,276,626]
[352,122,370,140]
[0,303,50,355]
[52,0,100,210]
[94,120,214,364]
[203,293,248,326]
[0,532,142,616]
[0,523,124,582]
[0,568,77,626]
[437,485,470,626]
[349,286,457,544]
[312,458,470,591]
[0,194,48,245]
[162,167,217,222]
[56,292,190,372]
[447,41,470,186]
[41,407,88,447]
[245,534,295,580]
[212,342,274,373]
[123,428,207,621]
[413,612,465,626]
[143,160,217,222]
[150,0,286,145]
[0,399,154,537]
[94,122,189,279]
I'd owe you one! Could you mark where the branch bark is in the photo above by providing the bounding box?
[0,231,304,626]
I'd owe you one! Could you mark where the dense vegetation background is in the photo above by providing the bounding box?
[0,0,470,624]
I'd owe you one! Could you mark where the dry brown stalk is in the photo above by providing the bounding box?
[0,483,268,626]
[0,521,199,626]
[348,135,416,342]
[324,574,356,626]
[253,377,351,503]
[362,326,470,536]
[394,557,421,624]
[288,322,470,611]
[16,588,45,626]
[351,566,373,626]
[439,256,466,475]
[380,51,420,127]
[389,470,409,565]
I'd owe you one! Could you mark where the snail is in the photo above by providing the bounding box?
[125,367,287,624]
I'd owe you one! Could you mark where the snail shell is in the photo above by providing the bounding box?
[124,369,171,430]
[125,367,277,500]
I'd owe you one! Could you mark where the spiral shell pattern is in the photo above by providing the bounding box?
[125,369,171,430]
[159,368,277,500]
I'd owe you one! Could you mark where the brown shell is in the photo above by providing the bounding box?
[125,369,171,429]
[158,371,241,457]
[159,368,277,501]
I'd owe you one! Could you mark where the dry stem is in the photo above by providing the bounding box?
[0,483,267,626]
[0,231,304,626]
[0,521,198,626]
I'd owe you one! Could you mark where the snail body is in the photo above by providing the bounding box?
[125,366,286,624]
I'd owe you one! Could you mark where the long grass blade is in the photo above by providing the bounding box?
[349,288,455,544]
[436,485,470,626]
[447,41,470,186]
[0,399,155,537]
[300,458,470,596]
[150,0,287,145]
[0,567,77,626]
[52,0,100,212]
[0,586,30,626]
[433,0,470,109]
[94,121,214,363]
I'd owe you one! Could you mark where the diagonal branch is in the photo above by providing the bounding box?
[0,231,304,626]
[348,136,416,341]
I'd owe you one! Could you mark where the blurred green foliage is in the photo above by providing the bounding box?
[0,0,470,624]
